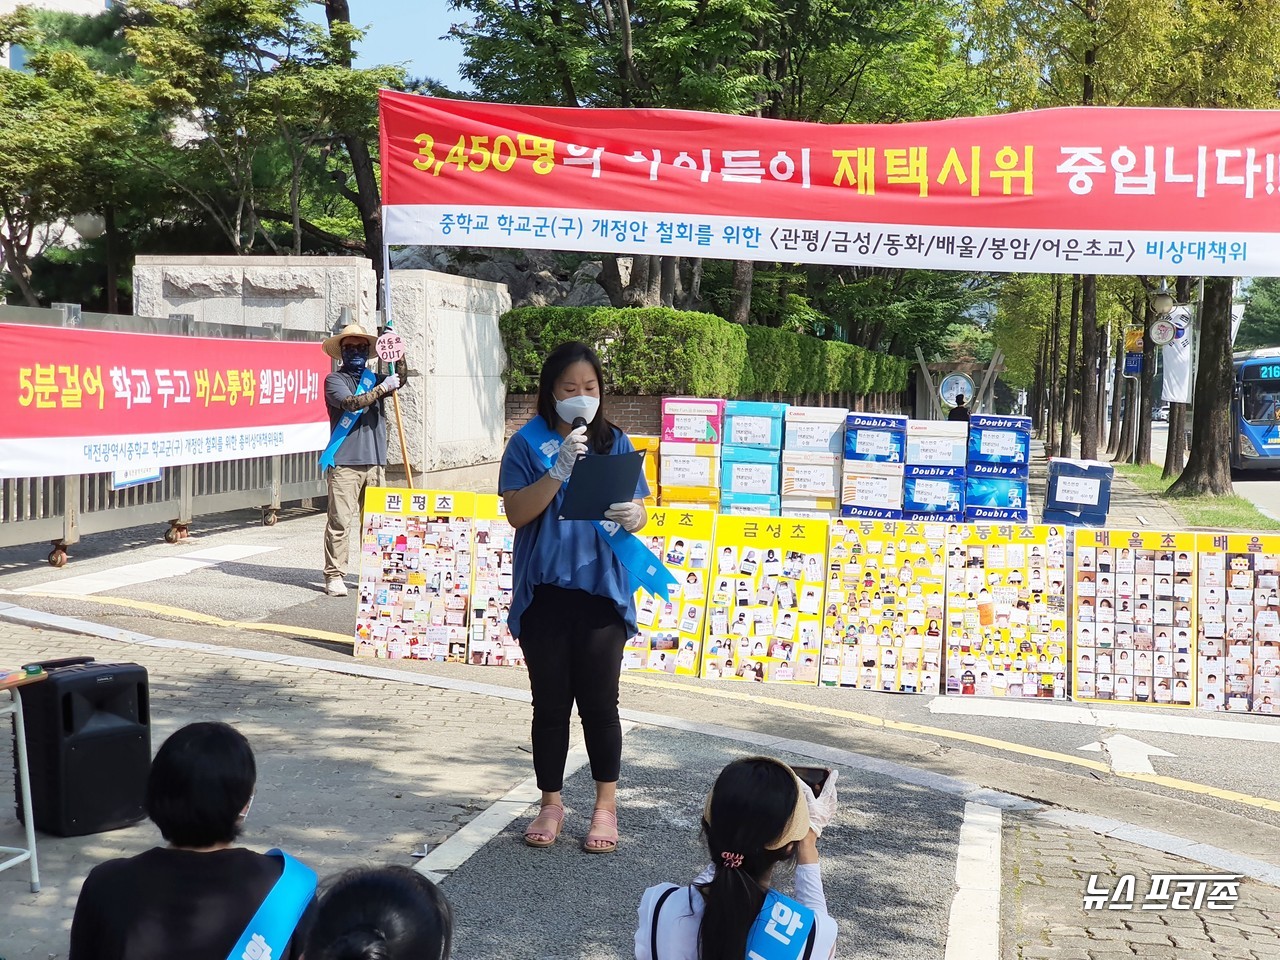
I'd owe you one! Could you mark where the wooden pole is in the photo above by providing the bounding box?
[391,390,413,489]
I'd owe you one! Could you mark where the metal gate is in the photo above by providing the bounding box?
[0,304,326,564]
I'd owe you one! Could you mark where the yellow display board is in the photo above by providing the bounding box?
[945,524,1070,699]
[822,519,948,693]
[624,507,717,676]
[1072,530,1197,707]
[355,489,476,661]
[1195,533,1280,715]
[468,494,523,667]
[701,516,829,683]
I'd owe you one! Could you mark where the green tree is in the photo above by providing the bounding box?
[1236,279,1280,352]
[0,11,143,306]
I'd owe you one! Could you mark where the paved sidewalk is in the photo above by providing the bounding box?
[0,622,538,957]
[8,616,1280,960]
[1005,812,1280,960]
[1028,441,1185,529]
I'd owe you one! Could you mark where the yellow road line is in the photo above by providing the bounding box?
[23,592,1280,813]
[23,593,354,646]
[619,674,1280,813]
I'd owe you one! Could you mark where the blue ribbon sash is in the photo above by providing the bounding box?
[746,889,818,960]
[516,417,677,599]
[318,367,379,470]
[224,849,317,960]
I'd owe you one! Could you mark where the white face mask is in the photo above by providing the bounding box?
[555,393,600,425]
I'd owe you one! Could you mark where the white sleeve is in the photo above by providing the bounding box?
[634,883,679,960]
[693,863,715,885]
[635,886,657,960]
[794,862,829,916]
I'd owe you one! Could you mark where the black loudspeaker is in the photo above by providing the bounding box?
[14,657,150,837]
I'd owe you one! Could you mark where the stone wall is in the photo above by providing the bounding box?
[132,257,510,491]
[133,255,379,336]
[389,271,510,486]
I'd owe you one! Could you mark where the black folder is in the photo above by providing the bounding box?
[558,450,646,521]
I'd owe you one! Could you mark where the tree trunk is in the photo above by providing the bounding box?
[1047,275,1063,455]
[1135,300,1156,466]
[623,256,652,306]
[683,257,704,309]
[324,0,385,306]
[1168,276,1235,497]
[1080,275,1100,459]
[1163,402,1187,479]
[644,255,662,305]
[729,260,754,324]
[598,255,626,307]
[1114,378,1135,463]
[104,205,119,314]
[1060,276,1081,459]
[1032,332,1048,436]
[0,232,39,306]
[1106,327,1124,456]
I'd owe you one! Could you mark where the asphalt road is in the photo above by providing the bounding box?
[445,726,960,960]
[5,504,1280,862]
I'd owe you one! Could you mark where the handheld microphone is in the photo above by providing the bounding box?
[571,417,588,460]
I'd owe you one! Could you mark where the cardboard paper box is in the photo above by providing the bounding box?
[723,400,787,449]
[661,397,725,444]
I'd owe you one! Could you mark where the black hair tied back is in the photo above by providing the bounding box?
[327,926,390,960]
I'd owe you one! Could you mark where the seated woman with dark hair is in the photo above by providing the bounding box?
[69,721,316,960]
[304,865,453,960]
[635,756,839,960]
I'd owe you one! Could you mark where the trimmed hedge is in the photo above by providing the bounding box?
[500,306,907,396]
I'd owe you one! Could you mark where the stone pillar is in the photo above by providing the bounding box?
[388,270,511,488]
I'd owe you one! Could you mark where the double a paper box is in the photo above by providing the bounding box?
[720,491,781,516]
[661,397,725,445]
[965,505,1029,522]
[969,414,1032,432]
[783,406,847,455]
[902,465,965,514]
[1045,458,1113,515]
[967,416,1031,466]
[968,461,1030,479]
[841,504,904,519]
[840,460,905,511]
[965,476,1029,510]
[906,420,968,466]
[721,446,781,496]
[843,413,907,463]
[723,400,787,449]
[904,510,964,523]
[660,452,721,488]
[781,495,839,518]
[781,452,841,497]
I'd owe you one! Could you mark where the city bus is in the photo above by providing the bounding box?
[1233,347,1280,470]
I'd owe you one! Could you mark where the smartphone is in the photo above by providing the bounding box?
[791,765,830,797]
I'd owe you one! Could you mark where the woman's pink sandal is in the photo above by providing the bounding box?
[582,807,618,854]
[523,803,564,848]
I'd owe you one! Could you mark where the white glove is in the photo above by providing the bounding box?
[605,501,645,533]
[548,426,588,482]
[798,769,838,837]
[380,373,401,393]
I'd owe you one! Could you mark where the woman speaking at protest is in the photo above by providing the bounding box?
[499,341,654,854]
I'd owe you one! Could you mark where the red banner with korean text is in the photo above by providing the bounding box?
[380,90,1280,275]
[0,324,330,479]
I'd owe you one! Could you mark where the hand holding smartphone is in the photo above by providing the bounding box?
[791,765,831,796]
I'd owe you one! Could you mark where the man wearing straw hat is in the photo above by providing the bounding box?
[320,320,402,597]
